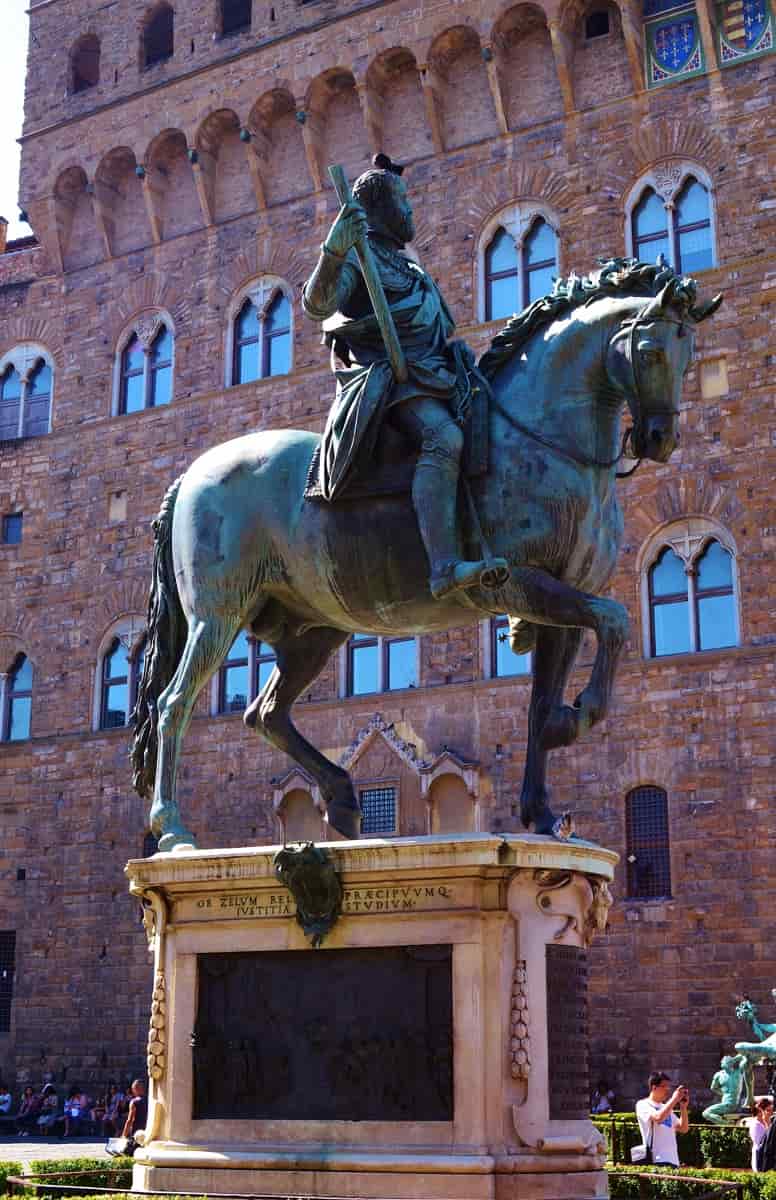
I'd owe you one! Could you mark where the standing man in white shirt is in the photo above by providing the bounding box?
[635,1071,690,1167]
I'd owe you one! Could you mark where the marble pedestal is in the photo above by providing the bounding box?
[125,834,616,1200]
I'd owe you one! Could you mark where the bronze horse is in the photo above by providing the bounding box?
[131,259,721,851]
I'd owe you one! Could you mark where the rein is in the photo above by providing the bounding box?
[490,396,636,473]
[488,301,692,480]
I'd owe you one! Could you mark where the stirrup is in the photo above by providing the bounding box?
[430,557,508,600]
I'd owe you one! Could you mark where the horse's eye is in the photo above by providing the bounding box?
[639,345,663,362]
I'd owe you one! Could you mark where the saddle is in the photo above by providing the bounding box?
[304,385,489,503]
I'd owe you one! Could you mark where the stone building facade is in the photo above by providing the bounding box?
[0,0,773,1103]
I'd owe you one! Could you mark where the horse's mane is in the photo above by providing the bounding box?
[478,256,706,381]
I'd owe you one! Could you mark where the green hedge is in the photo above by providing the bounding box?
[594,1117,752,1168]
[609,1165,776,1200]
[0,1157,134,1199]
[0,1163,22,1198]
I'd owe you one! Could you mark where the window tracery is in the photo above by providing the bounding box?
[227,278,292,385]
[0,345,54,441]
[478,203,560,322]
[114,314,174,415]
[626,164,715,272]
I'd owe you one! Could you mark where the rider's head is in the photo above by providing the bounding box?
[353,154,415,246]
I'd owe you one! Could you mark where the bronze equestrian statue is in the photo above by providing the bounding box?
[131,157,721,851]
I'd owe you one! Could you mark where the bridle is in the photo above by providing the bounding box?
[490,300,688,480]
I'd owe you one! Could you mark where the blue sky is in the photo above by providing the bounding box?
[0,1,30,239]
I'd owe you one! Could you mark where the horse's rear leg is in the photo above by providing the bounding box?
[520,627,582,832]
[151,615,240,851]
[501,564,629,833]
[244,626,358,838]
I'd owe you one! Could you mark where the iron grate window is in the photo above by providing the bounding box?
[0,931,16,1034]
[625,786,671,899]
[360,787,396,836]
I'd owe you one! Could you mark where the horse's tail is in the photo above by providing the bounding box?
[131,475,187,800]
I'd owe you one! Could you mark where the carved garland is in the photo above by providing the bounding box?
[509,961,531,1080]
[147,971,167,1081]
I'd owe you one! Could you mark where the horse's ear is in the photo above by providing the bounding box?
[690,293,724,322]
[641,277,680,320]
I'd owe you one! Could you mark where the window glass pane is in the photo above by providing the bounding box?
[122,371,146,414]
[678,226,713,274]
[257,658,274,692]
[23,397,50,438]
[494,622,531,676]
[150,364,172,407]
[650,547,687,597]
[486,228,518,275]
[0,369,21,440]
[236,300,260,340]
[223,0,252,32]
[151,326,172,364]
[123,335,145,373]
[12,656,32,691]
[229,630,250,661]
[103,681,128,728]
[222,664,249,712]
[1,368,21,400]
[351,642,379,695]
[265,294,290,333]
[676,179,709,226]
[488,274,519,321]
[633,189,668,239]
[2,514,23,544]
[105,640,129,679]
[524,219,555,266]
[696,541,732,590]
[526,264,555,304]
[361,786,396,835]
[8,695,32,741]
[386,639,416,690]
[236,339,260,384]
[267,331,291,377]
[653,600,690,656]
[698,595,736,650]
[635,235,672,266]
[28,362,52,398]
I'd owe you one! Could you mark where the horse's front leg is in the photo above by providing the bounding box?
[520,626,582,833]
[498,565,629,832]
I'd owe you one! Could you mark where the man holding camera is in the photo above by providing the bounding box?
[635,1071,690,1167]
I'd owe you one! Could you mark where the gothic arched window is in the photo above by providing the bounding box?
[481,204,559,322]
[628,168,714,272]
[116,317,174,414]
[99,634,145,729]
[643,525,738,657]
[232,287,292,384]
[0,346,54,441]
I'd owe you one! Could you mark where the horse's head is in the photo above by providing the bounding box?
[606,276,723,464]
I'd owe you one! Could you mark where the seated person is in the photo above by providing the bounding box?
[592,1079,616,1113]
[36,1084,60,1134]
[15,1086,43,1136]
[0,1083,15,1131]
[63,1086,90,1137]
[102,1084,126,1137]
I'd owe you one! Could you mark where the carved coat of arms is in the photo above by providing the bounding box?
[273,843,343,948]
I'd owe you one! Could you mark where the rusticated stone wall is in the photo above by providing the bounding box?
[0,0,773,1106]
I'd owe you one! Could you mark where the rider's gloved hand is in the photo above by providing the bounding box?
[323,201,368,259]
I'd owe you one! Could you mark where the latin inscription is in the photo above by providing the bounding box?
[192,884,454,919]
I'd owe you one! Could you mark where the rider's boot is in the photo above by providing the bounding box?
[413,457,499,600]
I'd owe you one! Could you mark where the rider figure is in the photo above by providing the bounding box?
[302,154,504,600]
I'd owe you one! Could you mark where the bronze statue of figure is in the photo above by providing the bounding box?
[131,159,721,852]
[302,154,506,600]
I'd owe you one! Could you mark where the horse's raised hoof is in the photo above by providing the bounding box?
[327,800,362,841]
[551,811,575,841]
